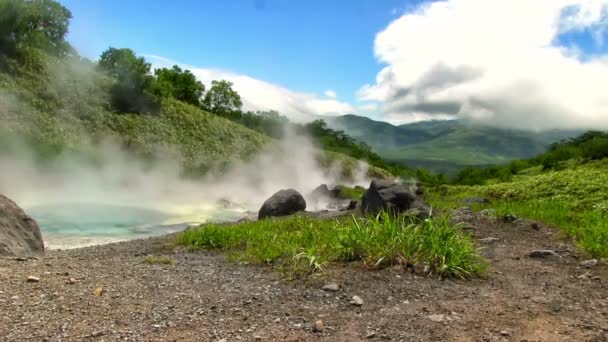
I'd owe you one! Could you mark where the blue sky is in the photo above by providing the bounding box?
[58,1,608,129]
[60,0,416,105]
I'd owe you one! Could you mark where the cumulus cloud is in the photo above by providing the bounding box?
[359,0,608,130]
[324,89,337,98]
[148,56,354,121]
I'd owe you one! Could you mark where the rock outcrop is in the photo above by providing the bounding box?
[259,189,307,219]
[360,180,430,219]
[0,194,44,258]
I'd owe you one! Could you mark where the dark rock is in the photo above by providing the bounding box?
[347,200,358,210]
[528,250,559,259]
[258,189,306,219]
[501,213,519,223]
[361,180,427,217]
[531,222,540,230]
[462,196,491,205]
[0,194,44,258]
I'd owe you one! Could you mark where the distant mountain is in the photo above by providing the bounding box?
[326,114,580,174]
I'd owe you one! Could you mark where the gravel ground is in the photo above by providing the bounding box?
[1,209,607,341]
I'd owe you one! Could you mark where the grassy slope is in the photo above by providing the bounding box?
[427,160,608,257]
[0,59,392,180]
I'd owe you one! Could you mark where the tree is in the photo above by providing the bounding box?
[0,0,72,58]
[152,65,204,107]
[98,47,158,113]
[203,80,242,114]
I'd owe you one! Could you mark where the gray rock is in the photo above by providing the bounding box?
[580,259,598,268]
[350,295,364,306]
[0,194,44,258]
[26,276,40,283]
[360,180,428,217]
[258,189,306,219]
[321,283,340,292]
[427,314,445,322]
[528,250,559,259]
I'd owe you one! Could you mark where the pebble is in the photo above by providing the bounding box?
[313,320,325,333]
[67,278,77,284]
[350,296,364,306]
[26,276,40,283]
[580,259,598,268]
[500,330,510,336]
[366,331,377,338]
[94,287,104,296]
[322,283,340,292]
[427,314,445,322]
[479,237,500,244]
[531,222,540,230]
[528,250,559,259]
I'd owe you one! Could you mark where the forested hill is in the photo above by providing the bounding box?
[327,114,580,174]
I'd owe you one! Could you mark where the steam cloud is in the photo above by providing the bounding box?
[0,127,371,220]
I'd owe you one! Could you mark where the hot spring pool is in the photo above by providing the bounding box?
[26,203,246,249]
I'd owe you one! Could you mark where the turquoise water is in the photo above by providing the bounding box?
[26,203,245,249]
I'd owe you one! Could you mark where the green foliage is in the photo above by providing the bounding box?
[175,214,485,279]
[202,79,242,114]
[98,47,159,113]
[0,0,72,59]
[428,160,608,257]
[152,65,204,107]
[337,186,366,200]
[142,255,175,265]
[453,130,608,185]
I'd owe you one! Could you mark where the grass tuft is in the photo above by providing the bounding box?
[175,214,485,279]
[142,255,175,265]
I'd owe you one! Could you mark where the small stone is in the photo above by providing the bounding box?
[531,222,540,230]
[94,287,104,296]
[152,324,161,329]
[26,276,40,283]
[274,318,281,323]
[293,323,302,329]
[427,314,445,322]
[528,250,559,259]
[313,320,325,333]
[217,339,227,342]
[479,237,500,244]
[67,278,77,284]
[580,259,598,268]
[322,283,340,292]
[366,331,377,339]
[350,295,364,306]
[90,330,104,337]
[500,330,510,336]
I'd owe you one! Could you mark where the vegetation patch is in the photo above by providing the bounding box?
[175,214,485,279]
[142,255,175,265]
[427,160,608,257]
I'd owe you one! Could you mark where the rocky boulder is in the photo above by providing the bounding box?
[361,180,430,218]
[259,189,307,219]
[0,194,44,258]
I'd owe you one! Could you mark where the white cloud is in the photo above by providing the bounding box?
[324,89,337,98]
[147,56,354,121]
[359,0,608,130]
[357,103,379,112]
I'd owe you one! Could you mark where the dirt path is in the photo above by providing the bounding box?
[1,209,607,341]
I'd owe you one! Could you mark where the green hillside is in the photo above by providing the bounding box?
[327,114,579,174]
[0,0,395,181]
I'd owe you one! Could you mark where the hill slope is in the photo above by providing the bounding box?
[327,114,579,174]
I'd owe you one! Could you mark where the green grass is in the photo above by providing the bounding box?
[175,214,485,279]
[427,160,608,257]
[337,186,366,200]
[142,255,175,265]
